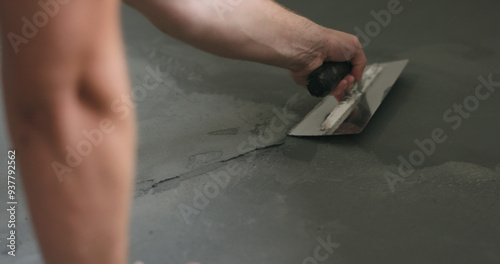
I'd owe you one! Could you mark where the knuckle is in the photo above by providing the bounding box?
[351,36,362,51]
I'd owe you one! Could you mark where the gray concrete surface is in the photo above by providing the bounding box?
[1,0,499,263]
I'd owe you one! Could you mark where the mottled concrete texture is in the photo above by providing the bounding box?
[1,0,499,263]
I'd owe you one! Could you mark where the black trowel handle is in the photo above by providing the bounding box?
[306,61,353,97]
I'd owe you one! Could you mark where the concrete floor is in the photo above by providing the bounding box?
[1,0,499,263]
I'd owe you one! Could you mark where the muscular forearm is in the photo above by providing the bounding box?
[126,0,328,70]
[126,0,366,95]
[1,1,134,263]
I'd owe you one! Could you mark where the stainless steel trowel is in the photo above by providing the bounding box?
[288,59,409,136]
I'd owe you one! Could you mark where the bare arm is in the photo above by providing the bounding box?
[125,0,366,100]
[1,0,135,263]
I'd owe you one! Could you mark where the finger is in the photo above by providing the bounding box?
[343,75,355,93]
[334,91,345,101]
[331,80,349,101]
[323,33,367,82]
[350,48,367,82]
[331,74,354,95]
[331,79,347,96]
[134,261,144,264]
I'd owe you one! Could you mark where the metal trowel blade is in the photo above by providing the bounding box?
[288,59,409,136]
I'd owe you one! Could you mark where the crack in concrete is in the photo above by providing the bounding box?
[135,139,286,197]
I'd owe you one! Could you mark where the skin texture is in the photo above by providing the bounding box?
[0,0,135,263]
[0,0,365,263]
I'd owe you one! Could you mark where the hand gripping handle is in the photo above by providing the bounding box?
[306,61,353,97]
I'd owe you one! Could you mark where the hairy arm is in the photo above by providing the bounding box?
[125,0,366,99]
[0,0,135,263]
